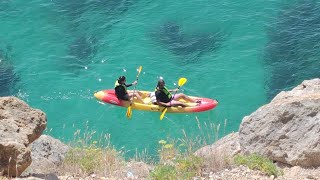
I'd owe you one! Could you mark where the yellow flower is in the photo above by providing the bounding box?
[159,140,167,145]
[164,144,173,149]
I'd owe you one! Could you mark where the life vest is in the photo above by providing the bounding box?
[156,86,172,100]
[114,80,127,92]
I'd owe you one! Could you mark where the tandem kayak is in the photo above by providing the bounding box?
[94,89,218,113]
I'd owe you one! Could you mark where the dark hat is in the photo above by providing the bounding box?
[157,79,165,87]
[118,76,126,82]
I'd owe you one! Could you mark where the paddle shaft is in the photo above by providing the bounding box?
[131,70,141,103]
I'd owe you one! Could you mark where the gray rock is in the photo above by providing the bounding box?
[23,135,69,175]
[0,97,47,176]
[195,132,241,171]
[195,132,241,158]
[239,79,320,167]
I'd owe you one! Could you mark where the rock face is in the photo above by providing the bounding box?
[195,132,241,171]
[0,97,47,176]
[195,132,241,158]
[239,79,320,167]
[23,135,69,175]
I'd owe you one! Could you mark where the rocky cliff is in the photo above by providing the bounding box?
[0,97,47,176]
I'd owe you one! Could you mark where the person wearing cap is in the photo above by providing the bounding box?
[114,76,145,103]
[155,79,200,107]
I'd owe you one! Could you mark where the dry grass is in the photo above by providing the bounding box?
[27,117,237,179]
[56,124,126,178]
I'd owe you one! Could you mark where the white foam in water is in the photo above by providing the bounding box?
[123,68,126,72]
[98,78,102,82]
[84,66,88,70]
[98,101,106,105]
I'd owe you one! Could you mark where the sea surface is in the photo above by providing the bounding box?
[1,0,319,158]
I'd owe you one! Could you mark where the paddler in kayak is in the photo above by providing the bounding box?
[115,76,145,103]
[155,79,201,107]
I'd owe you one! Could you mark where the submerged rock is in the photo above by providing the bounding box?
[0,45,19,97]
[63,34,98,72]
[264,0,320,100]
[151,21,226,62]
[68,34,97,62]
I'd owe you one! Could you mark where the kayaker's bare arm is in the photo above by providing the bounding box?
[168,88,179,93]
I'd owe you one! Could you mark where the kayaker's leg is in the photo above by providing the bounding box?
[173,93,195,102]
[173,93,201,105]
[129,91,146,104]
[169,100,188,107]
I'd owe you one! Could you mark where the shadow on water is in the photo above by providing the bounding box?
[264,0,320,100]
[0,45,19,97]
[150,21,227,63]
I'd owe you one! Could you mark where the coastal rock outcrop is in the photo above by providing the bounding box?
[0,97,47,176]
[23,135,69,175]
[239,79,320,167]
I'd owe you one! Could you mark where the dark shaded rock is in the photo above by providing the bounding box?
[0,97,47,176]
[239,79,320,167]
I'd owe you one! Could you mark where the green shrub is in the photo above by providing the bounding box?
[176,155,203,179]
[64,144,104,174]
[234,154,282,177]
[151,165,178,180]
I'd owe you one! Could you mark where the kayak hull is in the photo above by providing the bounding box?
[94,89,218,113]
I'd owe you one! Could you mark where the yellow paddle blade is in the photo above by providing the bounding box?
[178,78,187,87]
[136,66,142,77]
[160,108,168,120]
[129,109,132,119]
[126,106,132,119]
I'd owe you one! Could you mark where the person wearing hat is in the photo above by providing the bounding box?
[155,79,200,107]
[114,76,145,103]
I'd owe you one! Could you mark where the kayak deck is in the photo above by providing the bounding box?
[94,90,218,113]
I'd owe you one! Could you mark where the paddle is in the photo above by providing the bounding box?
[160,77,187,120]
[126,66,142,119]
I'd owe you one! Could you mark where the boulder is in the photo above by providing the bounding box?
[239,79,320,167]
[23,135,69,175]
[0,97,47,176]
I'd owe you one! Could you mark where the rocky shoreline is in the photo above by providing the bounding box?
[1,78,319,179]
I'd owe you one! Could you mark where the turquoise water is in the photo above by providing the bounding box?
[1,0,319,157]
